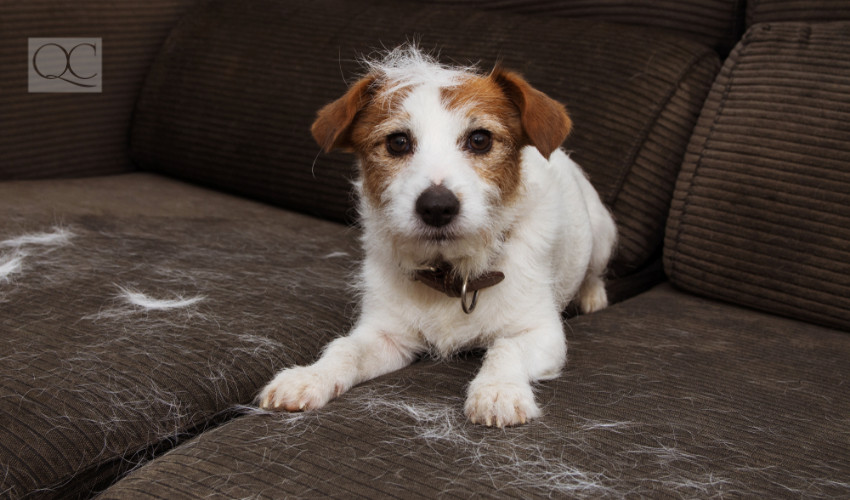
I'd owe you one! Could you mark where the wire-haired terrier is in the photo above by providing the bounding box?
[260,45,617,427]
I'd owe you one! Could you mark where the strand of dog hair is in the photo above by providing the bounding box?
[361,43,478,94]
[116,286,205,311]
[0,252,25,282]
[0,227,73,248]
[0,227,74,284]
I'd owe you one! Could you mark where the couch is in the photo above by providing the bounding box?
[1,0,848,497]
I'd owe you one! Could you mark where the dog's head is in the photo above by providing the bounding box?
[311,46,571,272]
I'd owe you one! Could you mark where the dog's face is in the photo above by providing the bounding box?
[312,55,571,270]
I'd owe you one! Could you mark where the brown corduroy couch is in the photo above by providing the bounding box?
[1,0,849,498]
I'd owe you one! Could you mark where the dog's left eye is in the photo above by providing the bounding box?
[467,130,492,154]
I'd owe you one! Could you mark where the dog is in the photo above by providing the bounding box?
[259,45,617,427]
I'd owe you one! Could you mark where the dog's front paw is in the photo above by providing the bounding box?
[465,381,541,427]
[258,366,340,412]
[579,276,608,314]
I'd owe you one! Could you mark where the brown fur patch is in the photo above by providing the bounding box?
[491,67,572,159]
[347,86,412,207]
[311,77,418,208]
[311,76,376,152]
[441,76,525,203]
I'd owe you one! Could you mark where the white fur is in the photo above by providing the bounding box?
[117,286,205,311]
[362,45,475,95]
[0,227,73,248]
[0,251,25,282]
[260,50,617,426]
[0,227,73,287]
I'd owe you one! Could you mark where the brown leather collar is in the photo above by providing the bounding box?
[413,262,505,299]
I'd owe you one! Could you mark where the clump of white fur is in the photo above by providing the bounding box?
[117,286,205,311]
[0,226,73,248]
[361,43,478,94]
[0,251,25,282]
[298,387,621,497]
[0,227,73,286]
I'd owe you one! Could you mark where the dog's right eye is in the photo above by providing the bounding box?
[386,133,412,156]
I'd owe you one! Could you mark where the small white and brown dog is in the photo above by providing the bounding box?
[259,46,617,427]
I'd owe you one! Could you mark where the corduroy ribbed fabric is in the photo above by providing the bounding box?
[747,0,850,27]
[665,22,850,331]
[426,0,746,54]
[0,0,200,180]
[131,0,719,277]
[99,283,850,498]
[0,174,359,498]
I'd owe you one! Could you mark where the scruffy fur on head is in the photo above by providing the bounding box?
[260,45,617,427]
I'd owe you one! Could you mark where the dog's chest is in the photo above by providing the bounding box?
[406,283,512,355]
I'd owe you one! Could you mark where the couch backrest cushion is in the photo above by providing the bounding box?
[426,0,745,55]
[131,0,719,277]
[665,22,850,331]
[747,0,850,27]
[0,0,200,180]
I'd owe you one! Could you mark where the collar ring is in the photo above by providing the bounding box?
[460,276,479,314]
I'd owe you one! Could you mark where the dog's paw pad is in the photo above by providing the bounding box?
[258,366,337,412]
[465,382,540,427]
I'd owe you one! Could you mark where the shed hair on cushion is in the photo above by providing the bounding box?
[117,286,205,311]
[0,226,73,248]
[0,251,25,282]
[100,375,848,498]
[0,227,74,294]
[2,221,357,492]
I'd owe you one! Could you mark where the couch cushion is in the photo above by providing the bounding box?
[0,174,358,497]
[747,0,850,27]
[664,22,850,331]
[99,283,850,498]
[427,0,745,54]
[0,0,200,180]
[130,0,719,277]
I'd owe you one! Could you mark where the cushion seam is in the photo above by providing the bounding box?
[668,34,754,283]
[608,46,718,207]
[610,49,719,271]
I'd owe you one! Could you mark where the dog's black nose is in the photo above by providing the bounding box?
[416,185,460,227]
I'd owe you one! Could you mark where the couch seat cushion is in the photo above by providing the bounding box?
[0,174,359,497]
[99,283,850,498]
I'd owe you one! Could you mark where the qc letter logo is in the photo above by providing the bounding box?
[28,38,102,93]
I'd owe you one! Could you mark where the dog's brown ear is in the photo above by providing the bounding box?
[491,67,572,159]
[311,76,376,153]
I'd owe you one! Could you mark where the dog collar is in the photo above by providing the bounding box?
[413,262,505,314]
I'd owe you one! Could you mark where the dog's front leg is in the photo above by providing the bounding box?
[259,321,422,412]
[465,312,566,427]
